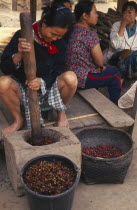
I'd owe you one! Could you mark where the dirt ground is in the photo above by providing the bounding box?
[0,2,117,28]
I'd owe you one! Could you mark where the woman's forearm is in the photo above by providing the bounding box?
[110,22,125,50]
[91,44,104,67]
[118,23,126,37]
[93,56,104,67]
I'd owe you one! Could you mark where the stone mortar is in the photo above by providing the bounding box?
[4,127,81,196]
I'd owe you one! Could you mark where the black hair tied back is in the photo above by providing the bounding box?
[41,2,73,28]
[74,0,94,22]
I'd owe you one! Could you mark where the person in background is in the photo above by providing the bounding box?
[107,1,137,80]
[52,0,72,11]
[65,0,121,105]
[0,3,77,136]
[52,0,75,42]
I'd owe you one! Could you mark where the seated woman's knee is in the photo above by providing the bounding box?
[0,76,13,93]
[62,71,78,87]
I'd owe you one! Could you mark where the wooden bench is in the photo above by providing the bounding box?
[78,88,134,128]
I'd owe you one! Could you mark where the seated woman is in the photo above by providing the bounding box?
[52,0,72,11]
[0,3,77,136]
[107,1,137,79]
[52,0,76,42]
[65,0,121,105]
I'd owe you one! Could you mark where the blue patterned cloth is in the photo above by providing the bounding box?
[126,21,136,38]
[109,51,137,78]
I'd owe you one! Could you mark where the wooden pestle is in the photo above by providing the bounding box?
[20,12,43,145]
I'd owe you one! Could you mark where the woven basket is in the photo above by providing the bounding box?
[76,127,133,184]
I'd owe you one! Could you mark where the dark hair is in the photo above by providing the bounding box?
[74,0,94,22]
[122,1,137,13]
[52,0,72,5]
[41,3,73,28]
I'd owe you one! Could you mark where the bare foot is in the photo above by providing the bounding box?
[1,118,23,137]
[57,111,69,128]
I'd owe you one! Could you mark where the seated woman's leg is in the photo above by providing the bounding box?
[57,71,77,127]
[131,51,137,76]
[0,76,23,136]
[85,66,121,105]
[108,50,137,79]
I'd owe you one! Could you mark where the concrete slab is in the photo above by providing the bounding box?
[3,127,81,196]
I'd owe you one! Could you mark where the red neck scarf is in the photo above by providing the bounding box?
[32,21,58,54]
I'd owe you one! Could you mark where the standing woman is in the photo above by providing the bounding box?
[107,1,137,79]
[0,3,77,136]
[65,0,121,105]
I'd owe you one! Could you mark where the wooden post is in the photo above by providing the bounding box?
[131,88,137,142]
[12,0,17,11]
[30,0,37,23]
[128,87,137,135]
[20,12,43,145]
[117,0,128,13]
[131,88,137,120]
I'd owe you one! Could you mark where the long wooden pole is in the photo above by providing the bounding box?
[30,0,37,23]
[12,0,17,11]
[20,12,43,145]
[128,87,137,135]
[45,113,99,126]
[117,0,128,13]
